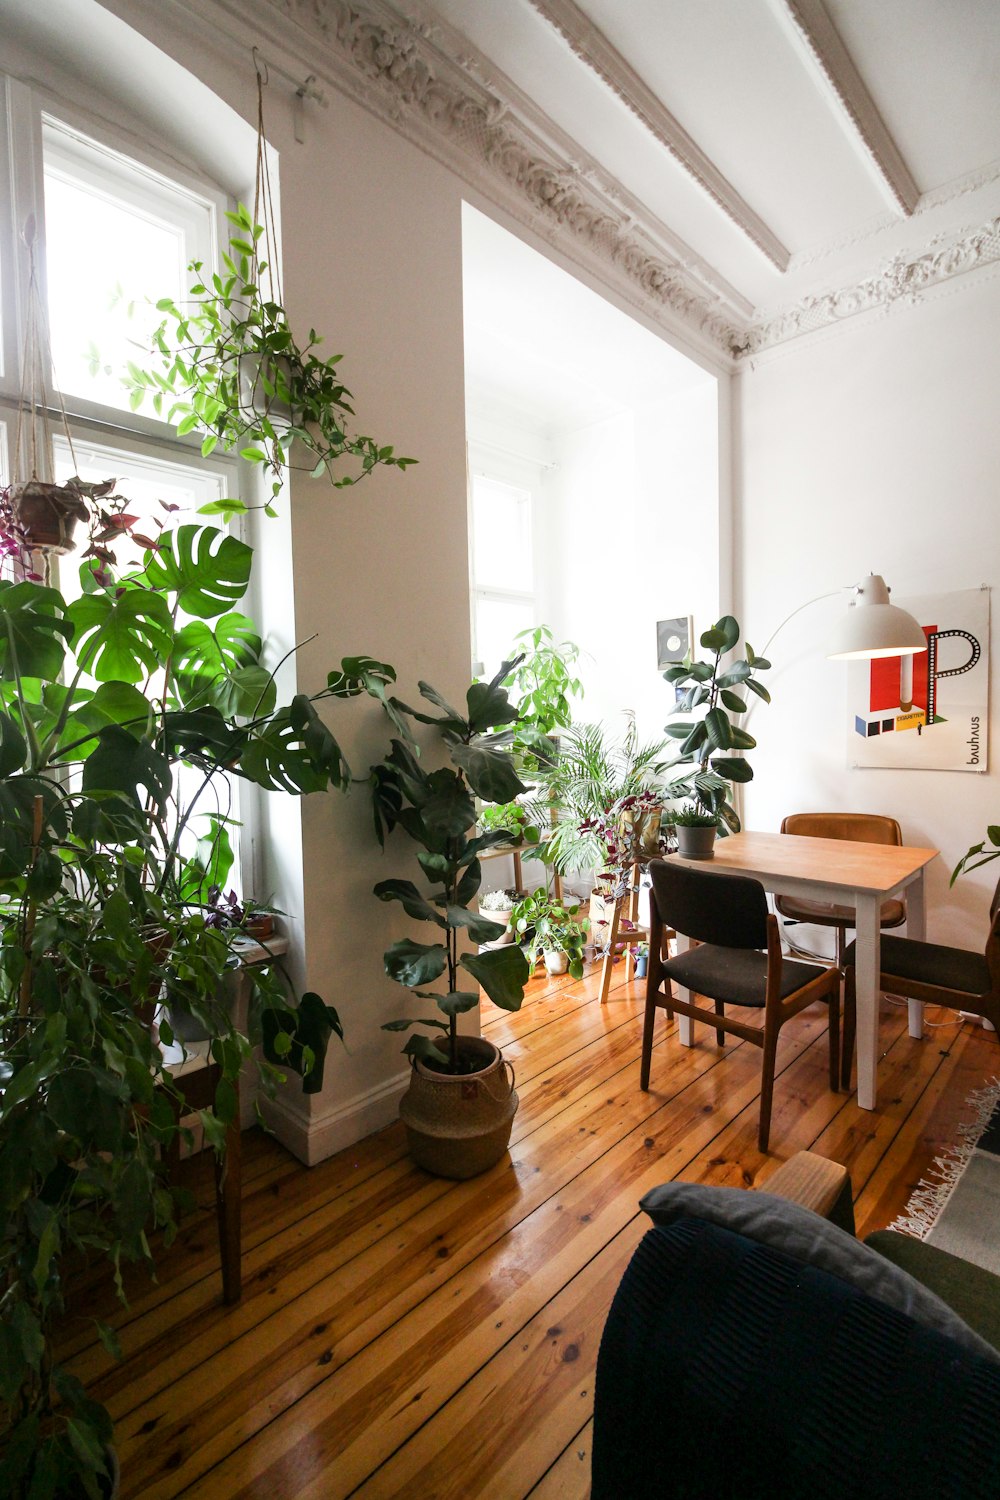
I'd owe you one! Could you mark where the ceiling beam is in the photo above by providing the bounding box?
[777,0,920,216]
[527,0,791,272]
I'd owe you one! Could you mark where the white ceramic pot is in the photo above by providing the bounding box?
[544,949,569,975]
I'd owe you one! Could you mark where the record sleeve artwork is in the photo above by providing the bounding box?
[849,588,989,772]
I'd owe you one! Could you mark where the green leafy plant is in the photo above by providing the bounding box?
[370,664,532,1073]
[528,715,671,875]
[501,624,583,763]
[951,825,1000,884]
[509,888,588,979]
[477,800,539,847]
[0,521,397,1495]
[670,802,720,828]
[662,615,771,832]
[125,203,415,510]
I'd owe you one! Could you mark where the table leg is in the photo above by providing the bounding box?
[905,872,926,1039]
[854,892,881,1111]
[674,932,694,1046]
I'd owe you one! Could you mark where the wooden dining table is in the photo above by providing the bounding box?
[667,830,939,1110]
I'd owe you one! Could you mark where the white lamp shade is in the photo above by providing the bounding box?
[827,574,928,660]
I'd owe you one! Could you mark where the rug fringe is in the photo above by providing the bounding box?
[887,1076,1000,1240]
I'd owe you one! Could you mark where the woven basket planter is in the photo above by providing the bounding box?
[399,1036,518,1179]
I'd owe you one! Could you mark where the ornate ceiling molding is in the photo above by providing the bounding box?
[525,0,790,271]
[231,0,748,358]
[745,212,1000,354]
[206,0,1000,363]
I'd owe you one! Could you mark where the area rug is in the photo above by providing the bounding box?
[889,1077,1000,1275]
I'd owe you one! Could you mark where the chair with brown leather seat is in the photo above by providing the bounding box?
[776,813,907,966]
[643,860,841,1151]
[842,876,1000,1088]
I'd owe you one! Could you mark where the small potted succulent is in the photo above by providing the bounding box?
[509,888,589,978]
[670,803,721,859]
[478,888,518,948]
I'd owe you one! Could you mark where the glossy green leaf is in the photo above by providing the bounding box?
[374,878,447,927]
[449,742,526,804]
[384,938,448,988]
[67,589,173,683]
[460,944,529,1010]
[142,525,252,619]
[711,755,754,783]
[704,707,733,751]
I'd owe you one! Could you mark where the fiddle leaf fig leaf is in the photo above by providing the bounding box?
[374,878,447,927]
[445,906,506,943]
[465,678,519,733]
[384,938,448,988]
[460,944,529,1011]
[449,743,526,804]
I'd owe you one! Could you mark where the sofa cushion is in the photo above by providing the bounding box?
[866,1229,1000,1353]
[640,1179,998,1361]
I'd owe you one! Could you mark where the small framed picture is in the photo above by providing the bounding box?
[657,616,693,670]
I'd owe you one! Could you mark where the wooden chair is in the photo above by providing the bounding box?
[776,812,907,965]
[842,875,1000,1088]
[643,860,841,1151]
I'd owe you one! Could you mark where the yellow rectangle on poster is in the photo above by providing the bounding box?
[895,711,927,732]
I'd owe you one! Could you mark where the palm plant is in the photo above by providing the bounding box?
[527,714,671,875]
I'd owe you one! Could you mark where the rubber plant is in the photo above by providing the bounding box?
[0,513,398,1497]
[370,662,532,1073]
[662,615,771,832]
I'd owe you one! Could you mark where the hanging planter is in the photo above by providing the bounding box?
[4,478,89,552]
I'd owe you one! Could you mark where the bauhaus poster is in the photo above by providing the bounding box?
[849,587,989,772]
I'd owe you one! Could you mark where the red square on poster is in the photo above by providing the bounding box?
[868,627,934,711]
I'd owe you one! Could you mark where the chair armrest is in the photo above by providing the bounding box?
[762,1150,856,1234]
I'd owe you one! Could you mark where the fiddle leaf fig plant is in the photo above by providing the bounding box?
[125,203,416,509]
[663,615,771,832]
[951,825,1000,884]
[371,662,531,1073]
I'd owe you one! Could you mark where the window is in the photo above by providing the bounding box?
[469,472,535,677]
[0,75,250,884]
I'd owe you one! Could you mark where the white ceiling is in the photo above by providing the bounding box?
[422,0,1000,330]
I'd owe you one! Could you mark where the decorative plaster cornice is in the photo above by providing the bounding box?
[744,213,1000,354]
[207,0,1000,361]
[242,0,747,357]
[525,0,790,272]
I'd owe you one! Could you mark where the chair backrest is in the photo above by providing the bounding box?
[781,812,902,846]
[648,860,768,950]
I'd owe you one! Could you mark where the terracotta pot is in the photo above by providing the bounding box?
[242,913,274,941]
[9,479,88,552]
[399,1036,518,1179]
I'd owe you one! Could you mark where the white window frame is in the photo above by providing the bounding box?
[0,70,263,896]
[467,463,536,675]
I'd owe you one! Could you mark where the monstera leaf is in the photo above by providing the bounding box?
[0,582,71,682]
[67,589,173,683]
[142,525,252,619]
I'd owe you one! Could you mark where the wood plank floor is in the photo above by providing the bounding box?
[68,963,999,1498]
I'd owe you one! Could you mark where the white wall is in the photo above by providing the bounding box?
[736,278,1000,951]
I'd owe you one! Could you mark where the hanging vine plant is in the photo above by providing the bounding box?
[125,65,415,514]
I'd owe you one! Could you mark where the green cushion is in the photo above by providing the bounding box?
[866,1230,1000,1354]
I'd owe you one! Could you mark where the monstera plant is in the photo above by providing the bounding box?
[0,517,396,1497]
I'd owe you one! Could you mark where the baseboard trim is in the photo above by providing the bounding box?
[260,1069,410,1166]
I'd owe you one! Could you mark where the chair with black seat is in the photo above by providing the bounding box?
[643,860,841,1151]
[842,875,1000,1088]
[776,812,907,965]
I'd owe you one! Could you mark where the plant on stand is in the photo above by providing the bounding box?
[369,664,532,1178]
[509,888,589,978]
[662,614,771,848]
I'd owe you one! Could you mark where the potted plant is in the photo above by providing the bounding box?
[662,614,771,831]
[478,888,518,948]
[126,200,415,508]
[0,510,402,1494]
[630,939,649,979]
[477,800,540,849]
[369,663,532,1179]
[501,624,584,768]
[952,825,1000,883]
[509,888,589,978]
[670,802,722,859]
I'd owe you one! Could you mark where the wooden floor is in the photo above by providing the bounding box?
[68,963,999,1498]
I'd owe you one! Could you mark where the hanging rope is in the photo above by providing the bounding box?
[251,51,284,312]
